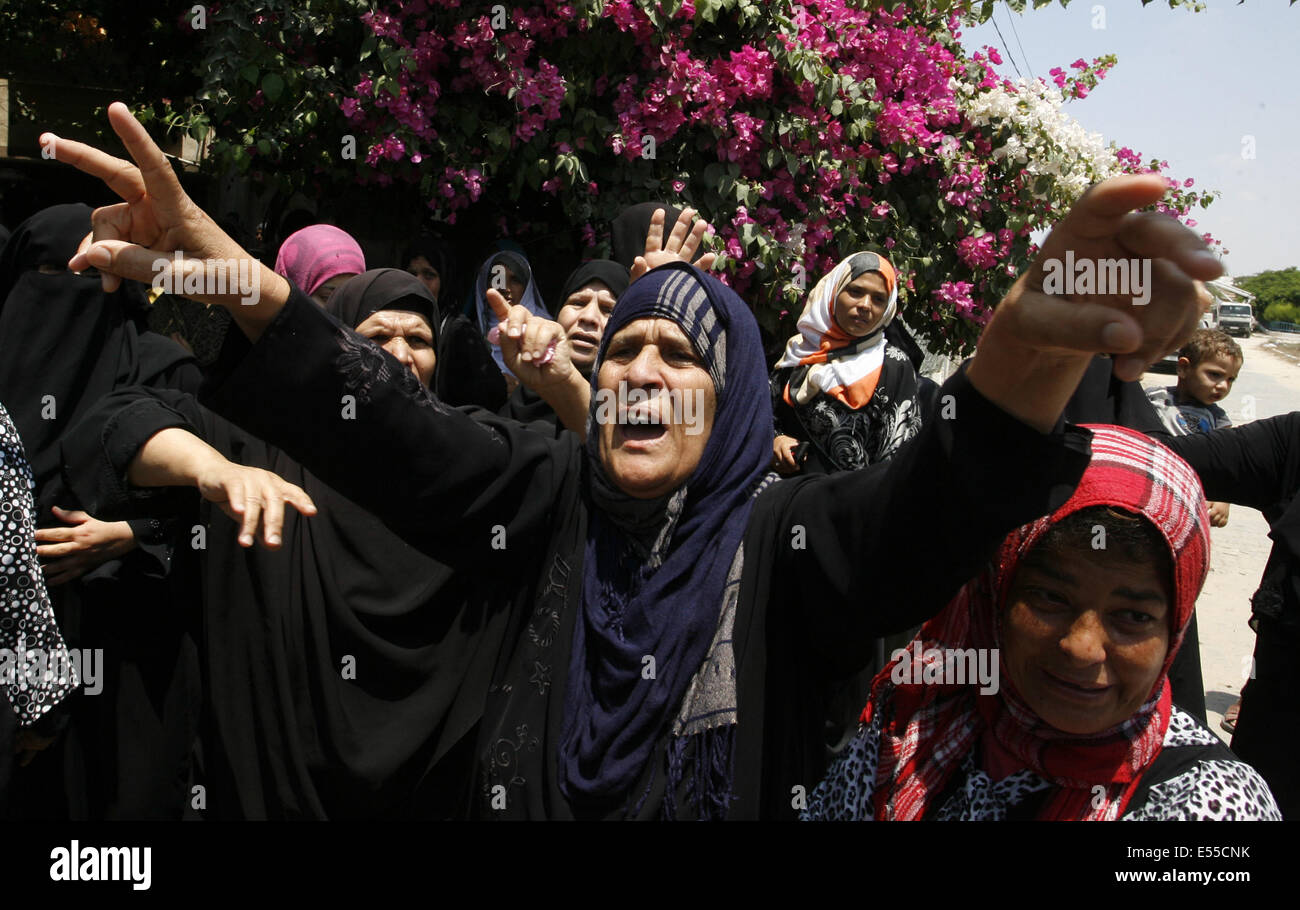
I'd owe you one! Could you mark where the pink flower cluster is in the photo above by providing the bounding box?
[324,1,1219,351]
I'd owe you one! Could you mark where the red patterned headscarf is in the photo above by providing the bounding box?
[863,425,1210,821]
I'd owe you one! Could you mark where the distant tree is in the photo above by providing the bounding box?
[1237,268,1300,322]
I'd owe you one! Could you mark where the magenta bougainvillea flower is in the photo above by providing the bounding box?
[179,0,1220,355]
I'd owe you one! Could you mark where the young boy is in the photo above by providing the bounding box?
[1148,328,1243,525]
[1149,327,1243,431]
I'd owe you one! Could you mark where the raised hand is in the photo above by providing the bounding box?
[44,102,289,331]
[487,287,577,393]
[968,174,1222,432]
[630,207,718,282]
[486,288,592,435]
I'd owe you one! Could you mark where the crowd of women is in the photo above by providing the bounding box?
[0,101,1294,821]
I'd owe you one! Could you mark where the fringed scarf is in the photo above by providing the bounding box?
[863,425,1210,821]
[558,262,773,818]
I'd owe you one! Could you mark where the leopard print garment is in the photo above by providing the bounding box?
[803,706,1281,821]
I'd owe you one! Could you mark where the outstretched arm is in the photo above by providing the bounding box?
[59,386,315,550]
[783,175,1221,675]
[966,175,1220,433]
[125,426,316,549]
[783,367,1091,677]
[1163,412,1300,511]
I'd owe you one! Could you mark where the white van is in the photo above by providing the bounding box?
[1219,302,1254,338]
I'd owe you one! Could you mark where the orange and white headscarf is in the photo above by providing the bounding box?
[774,252,899,409]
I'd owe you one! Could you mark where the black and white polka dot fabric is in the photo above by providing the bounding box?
[0,401,77,725]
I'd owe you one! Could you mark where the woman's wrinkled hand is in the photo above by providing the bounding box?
[34,507,137,586]
[43,102,289,316]
[192,463,317,549]
[487,288,577,394]
[985,174,1222,382]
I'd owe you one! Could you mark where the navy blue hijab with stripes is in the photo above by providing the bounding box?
[559,261,773,813]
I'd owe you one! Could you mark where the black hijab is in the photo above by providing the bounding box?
[610,202,702,270]
[326,268,505,410]
[403,233,452,303]
[0,203,196,519]
[556,259,630,307]
[325,268,437,333]
[0,205,201,821]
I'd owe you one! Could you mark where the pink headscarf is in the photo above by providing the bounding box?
[274,225,366,296]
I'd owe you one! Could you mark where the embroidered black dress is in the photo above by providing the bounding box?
[175,288,1089,819]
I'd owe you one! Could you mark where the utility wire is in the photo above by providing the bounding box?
[1003,1,1036,80]
[989,8,1023,79]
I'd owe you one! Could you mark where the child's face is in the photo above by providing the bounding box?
[1176,352,1241,406]
[832,271,890,338]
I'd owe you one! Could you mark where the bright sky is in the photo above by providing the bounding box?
[962,0,1298,280]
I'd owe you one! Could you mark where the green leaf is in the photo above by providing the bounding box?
[261,74,285,104]
[239,64,259,85]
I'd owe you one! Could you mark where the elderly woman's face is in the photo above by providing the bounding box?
[355,309,437,388]
[558,280,617,375]
[596,317,716,499]
[1001,546,1171,735]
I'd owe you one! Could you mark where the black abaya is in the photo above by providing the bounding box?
[0,204,202,820]
[60,274,523,818]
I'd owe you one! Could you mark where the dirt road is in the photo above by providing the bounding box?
[1142,333,1298,743]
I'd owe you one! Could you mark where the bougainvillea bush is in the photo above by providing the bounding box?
[153,0,1219,355]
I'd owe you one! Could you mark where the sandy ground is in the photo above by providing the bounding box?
[1141,332,1299,743]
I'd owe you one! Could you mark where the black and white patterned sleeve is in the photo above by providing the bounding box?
[0,403,79,725]
[1122,761,1282,821]
[1123,709,1283,821]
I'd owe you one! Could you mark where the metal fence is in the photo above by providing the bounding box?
[1269,322,1300,335]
